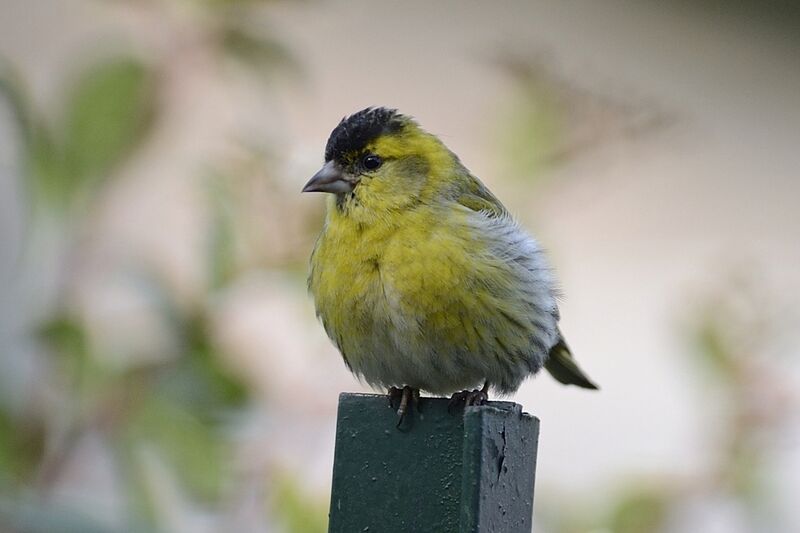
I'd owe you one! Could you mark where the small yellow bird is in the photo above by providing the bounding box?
[303,107,597,416]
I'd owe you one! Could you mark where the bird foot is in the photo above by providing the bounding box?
[448,382,489,413]
[387,386,420,428]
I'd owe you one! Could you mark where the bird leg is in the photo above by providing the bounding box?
[448,381,489,412]
[387,385,419,427]
[388,386,403,409]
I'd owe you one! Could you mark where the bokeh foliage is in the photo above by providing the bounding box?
[0,1,321,532]
[497,55,795,533]
[532,273,793,533]
[1,2,795,533]
[2,56,154,212]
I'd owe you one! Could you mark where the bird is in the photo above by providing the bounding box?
[302,107,597,420]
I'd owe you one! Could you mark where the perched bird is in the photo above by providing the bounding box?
[303,107,597,418]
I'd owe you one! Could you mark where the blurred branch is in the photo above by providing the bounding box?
[219,23,298,77]
[492,51,674,181]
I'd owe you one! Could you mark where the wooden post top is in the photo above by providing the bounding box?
[328,393,540,533]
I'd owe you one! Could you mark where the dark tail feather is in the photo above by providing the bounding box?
[545,337,599,390]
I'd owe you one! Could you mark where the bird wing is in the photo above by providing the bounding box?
[455,171,599,390]
[453,171,509,217]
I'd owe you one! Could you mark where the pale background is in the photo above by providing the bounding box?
[1,1,798,532]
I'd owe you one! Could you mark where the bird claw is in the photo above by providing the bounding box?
[387,386,420,429]
[448,382,489,413]
[388,386,403,409]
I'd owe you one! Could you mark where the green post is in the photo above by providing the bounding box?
[328,393,540,533]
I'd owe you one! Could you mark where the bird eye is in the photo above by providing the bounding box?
[362,154,382,171]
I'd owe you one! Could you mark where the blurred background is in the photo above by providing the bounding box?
[1,1,799,532]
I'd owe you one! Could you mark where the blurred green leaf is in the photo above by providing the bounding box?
[166,311,248,414]
[493,56,561,185]
[28,123,70,208]
[2,56,156,211]
[692,315,738,380]
[207,175,239,290]
[727,440,763,501]
[38,315,109,396]
[57,56,155,205]
[499,82,561,184]
[133,273,250,414]
[0,409,46,488]
[220,24,296,75]
[0,59,65,212]
[38,315,90,368]
[608,486,670,533]
[37,315,87,355]
[273,476,328,533]
[123,394,228,502]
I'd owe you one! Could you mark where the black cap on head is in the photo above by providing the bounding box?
[324,107,405,162]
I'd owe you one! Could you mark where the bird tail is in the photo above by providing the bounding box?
[544,337,599,390]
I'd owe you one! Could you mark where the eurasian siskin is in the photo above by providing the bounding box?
[303,107,597,414]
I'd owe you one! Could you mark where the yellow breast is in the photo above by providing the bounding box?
[309,197,530,393]
[309,198,450,362]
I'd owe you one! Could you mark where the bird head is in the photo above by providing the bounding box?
[302,107,456,213]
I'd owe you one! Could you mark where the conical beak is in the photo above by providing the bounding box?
[302,161,355,194]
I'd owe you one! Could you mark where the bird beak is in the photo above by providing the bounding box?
[302,161,355,194]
